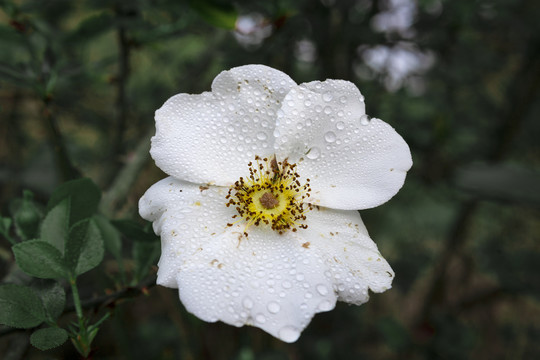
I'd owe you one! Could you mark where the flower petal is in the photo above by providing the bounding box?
[274,80,412,209]
[175,225,339,342]
[141,179,392,341]
[151,65,297,185]
[303,206,394,304]
[138,177,235,288]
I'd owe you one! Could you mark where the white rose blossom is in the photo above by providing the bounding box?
[139,64,412,342]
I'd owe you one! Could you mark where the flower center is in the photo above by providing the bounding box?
[226,156,312,235]
[259,192,279,209]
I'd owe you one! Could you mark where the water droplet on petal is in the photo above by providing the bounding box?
[256,132,267,140]
[279,326,300,343]
[267,301,281,314]
[255,314,266,323]
[316,284,329,296]
[318,300,333,311]
[336,121,345,130]
[323,92,333,102]
[243,297,254,309]
[360,114,371,126]
[324,131,336,143]
[306,147,320,160]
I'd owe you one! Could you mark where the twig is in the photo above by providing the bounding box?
[99,129,153,217]
[112,11,130,164]
[67,276,156,312]
[43,98,81,181]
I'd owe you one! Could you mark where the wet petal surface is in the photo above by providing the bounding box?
[274,80,412,209]
[151,65,296,185]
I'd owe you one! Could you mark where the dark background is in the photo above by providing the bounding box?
[1,0,539,359]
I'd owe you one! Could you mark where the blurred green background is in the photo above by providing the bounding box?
[1,0,539,359]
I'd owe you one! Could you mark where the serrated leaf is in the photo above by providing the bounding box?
[40,198,70,253]
[189,0,238,29]
[112,219,158,242]
[30,327,68,350]
[47,178,101,227]
[66,219,104,276]
[31,280,66,321]
[12,240,67,279]
[0,284,46,328]
[94,215,122,260]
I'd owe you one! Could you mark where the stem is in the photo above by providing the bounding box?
[69,276,84,324]
[43,99,81,181]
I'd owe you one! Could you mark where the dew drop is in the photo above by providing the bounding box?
[324,106,332,115]
[256,132,267,140]
[278,326,300,343]
[360,114,371,126]
[306,147,321,160]
[243,297,254,309]
[255,314,266,323]
[267,301,281,314]
[322,92,333,102]
[339,96,347,104]
[324,131,336,143]
[316,284,329,296]
[318,300,333,311]
[336,121,345,130]
[282,281,292,289]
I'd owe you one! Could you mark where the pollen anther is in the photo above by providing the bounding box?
[226,155,312,234]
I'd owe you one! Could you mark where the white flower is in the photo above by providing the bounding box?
[139,64,412,342]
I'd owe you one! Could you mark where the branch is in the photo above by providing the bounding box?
[99,129,153,217]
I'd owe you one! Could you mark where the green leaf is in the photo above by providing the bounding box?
[0,284,46,328]
[65,219,104,276]
[31,280,66,321]
[13,190,43,241]
[94,215,122,260]
[188,0,238,29]
[0,216,12,240]
[12,240,67,279]
[47,178,101,227]
[30,327,68,350]
[112,219,158,242]
[40,198,70,253]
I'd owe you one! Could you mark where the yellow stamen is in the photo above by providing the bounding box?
[226,155,312,235]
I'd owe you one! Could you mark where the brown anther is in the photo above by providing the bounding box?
[259,192,279,209]
[270,156,279,173]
